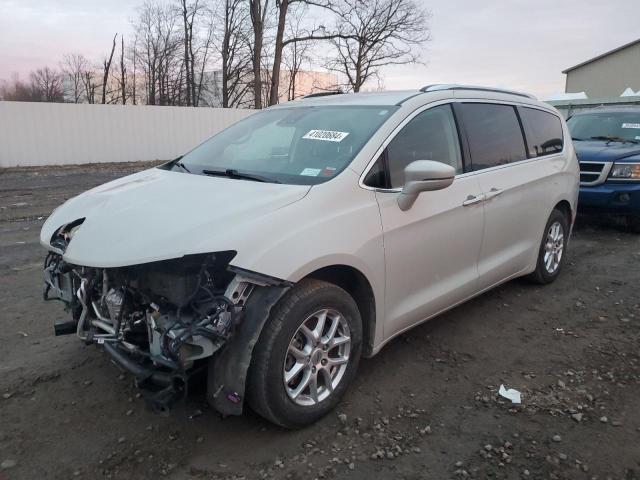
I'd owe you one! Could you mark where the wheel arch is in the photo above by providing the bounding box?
[553,199,573,224]
[304,265,377,358]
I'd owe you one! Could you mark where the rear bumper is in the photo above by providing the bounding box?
[578,182,640,216]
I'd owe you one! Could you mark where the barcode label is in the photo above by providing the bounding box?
[302,130,350,142]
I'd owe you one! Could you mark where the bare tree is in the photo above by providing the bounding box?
[0,74,41,102]
[60,53,89,103]
[131,39,138,105]
[132,1,182,105]
[216,0,253,107]
[326,0,430,92]
[262,40,277,106]
[180,0,200,105]
[182,1,217,106]
[267,0,344,105]
[191,6,218,106]
[269,0,289,105]
[102,34,118,104]
[117,36,128,104]
[30,67,64,102]
[282,5,311,100]
[82,70,98,104]
[249,0,269,109]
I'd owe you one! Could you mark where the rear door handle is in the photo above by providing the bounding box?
[484,187,504,200]
[462,194,485,206]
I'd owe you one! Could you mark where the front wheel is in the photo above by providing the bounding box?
[247,279,362,428]
[528,209,569,284]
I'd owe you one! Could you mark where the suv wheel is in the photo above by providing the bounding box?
[627,215,640,234]
[528,209,569,284]
[248,279,362,428]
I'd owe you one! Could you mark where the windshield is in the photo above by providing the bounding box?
[175,105,398,185]
[567,111,640,143]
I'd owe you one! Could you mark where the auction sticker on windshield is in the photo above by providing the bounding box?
[303,130,350,142]
[621,123,640,129]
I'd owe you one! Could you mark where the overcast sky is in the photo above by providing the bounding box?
[0,0,638,99]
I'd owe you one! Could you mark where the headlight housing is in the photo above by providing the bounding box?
[609,162,640,180]
[66,223,82,240]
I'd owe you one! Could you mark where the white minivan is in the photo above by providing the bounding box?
[41,85,579,427]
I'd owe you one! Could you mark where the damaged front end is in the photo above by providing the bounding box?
[44,224,289,414]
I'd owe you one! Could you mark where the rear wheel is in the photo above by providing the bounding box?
[528,209,569,284]
[627,215,640,233]
[248,279,362,428]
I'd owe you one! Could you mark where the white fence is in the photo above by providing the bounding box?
[0,101,255,168]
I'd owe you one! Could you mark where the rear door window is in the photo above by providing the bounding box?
[519,107,564,157]
[457,103,527,171]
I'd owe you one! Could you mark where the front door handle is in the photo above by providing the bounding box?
[462,194,485,206]
[485,187,504,200]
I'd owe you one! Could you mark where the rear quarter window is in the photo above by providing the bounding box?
[519,107,564,157]
[457,103,527,171]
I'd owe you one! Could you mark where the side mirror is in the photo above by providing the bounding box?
[397,160,455,211]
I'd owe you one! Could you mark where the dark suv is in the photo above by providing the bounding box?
[567,107,640,231]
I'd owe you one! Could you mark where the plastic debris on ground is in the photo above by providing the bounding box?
[498,384,522,404]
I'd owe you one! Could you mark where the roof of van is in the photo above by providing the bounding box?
[275,85,538,108]
[282,90,421,107]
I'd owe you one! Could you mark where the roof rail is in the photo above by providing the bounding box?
[302,90,343,99]
[420,84,536,99]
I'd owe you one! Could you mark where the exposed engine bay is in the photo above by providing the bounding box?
[43,221,289,413]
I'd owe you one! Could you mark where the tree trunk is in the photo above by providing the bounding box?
[181,0,192,106]
[120,36,126,104]
[222,31,229,107]
[189,20,197,106]
[268,0,288,106]
[102,34,117,104]
[354,46,363,92]
[250,0,267,109]
[132,45,137,105]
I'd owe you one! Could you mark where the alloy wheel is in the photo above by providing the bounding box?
[543,220,564,274]
[283,309,351,406]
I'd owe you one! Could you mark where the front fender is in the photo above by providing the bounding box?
[207,284,290,416]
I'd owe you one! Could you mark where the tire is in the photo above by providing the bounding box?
[528,209,569,284]
[247,279,362,428]
[627,216,640,234]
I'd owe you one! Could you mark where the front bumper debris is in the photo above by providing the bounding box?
[41,249,290,415]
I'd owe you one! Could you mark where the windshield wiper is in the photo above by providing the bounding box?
[589,135,639,144]
[571,137,585,141]
[202,168,281,184]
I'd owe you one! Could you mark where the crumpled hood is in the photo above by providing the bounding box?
[575,141,640,163]
[40,168,311,267]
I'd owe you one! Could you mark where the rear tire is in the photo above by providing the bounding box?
[528,209,569,284]
[627,215,640,234]
[247,279,362,428]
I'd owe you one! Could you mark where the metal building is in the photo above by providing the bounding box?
[563,38,640,98]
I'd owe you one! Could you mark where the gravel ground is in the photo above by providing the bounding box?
[0,163,639,480]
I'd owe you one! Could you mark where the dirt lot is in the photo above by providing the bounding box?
[0,163,639,480]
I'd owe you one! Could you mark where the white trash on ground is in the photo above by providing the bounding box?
[498,384,522,404]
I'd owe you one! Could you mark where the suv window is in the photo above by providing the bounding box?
[519,107,563,157]
[458,103,527,170]
[385,104,463,188]
[567,111,640,143]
